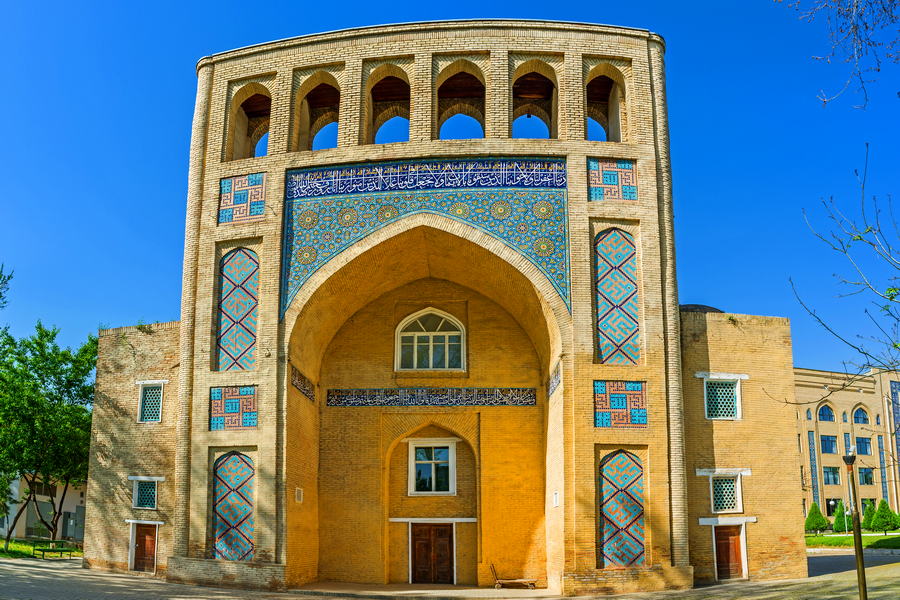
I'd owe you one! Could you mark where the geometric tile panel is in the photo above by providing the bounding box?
[878,435,889,501]
[594,228,639,364]
[210,386,258,431]
[327,387,537,407]
[290,365,315,401]
[892,381,900,485]
[587,158,637,201]
[548,363,561,397]
[217,248,259,371]
[808,431,820,507]
[598,450,645,568]
[219,173,266,224]
[213,452,255,561]
[594,381,646,428]
[281,158,570,317]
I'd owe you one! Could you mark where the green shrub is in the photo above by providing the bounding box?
[862,500,876,530]
[871,499,896,534]
[805,502,830,533]
[832,500,848,532]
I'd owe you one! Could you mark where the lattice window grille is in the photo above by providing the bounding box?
[135,481,157,509]
[139,385,162,422]
[712,477,738,512]
[705,380,738,419]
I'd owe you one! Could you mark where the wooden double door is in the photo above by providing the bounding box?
[714,525,743,580]
[412,524,453,584]
[133,524,157,573]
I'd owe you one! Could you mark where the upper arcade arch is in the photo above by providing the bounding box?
[290,71,341,151]
[585,62,628,142]
[511,59,558,139]
[225,82,272,161]
[434,59,486,139]
[363,63,411,144]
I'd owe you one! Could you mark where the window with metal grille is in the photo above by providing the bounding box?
[139,385,162,422]
[856,437,872,455]
[823,466,841,485]
[711,477,739,512]
[134,481,157,509]
[859,468,875,485]
[705,380,738,419]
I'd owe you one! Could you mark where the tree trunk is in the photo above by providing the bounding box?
[48,480,69,542]
[3,489,32,551]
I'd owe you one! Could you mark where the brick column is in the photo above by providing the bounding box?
[173,61,214,557]
[340,59,363,147]
[486,51,509,138]
[409,53,432,143]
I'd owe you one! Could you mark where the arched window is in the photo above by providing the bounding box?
[291,75,340,151]
[842,411,848,423]
[395,309,465,371]
[585,66,627,142]
[435,62,485,139]
[226,84,271,161]
[806,409,812,420]
[511,61,557,139]
[853,408,869,424]
[876,414,881,425]
[818,405,835,422]
[212,452,255,561]
[365,67,410,144]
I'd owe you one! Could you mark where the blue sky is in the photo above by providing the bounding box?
[1,1,897,370]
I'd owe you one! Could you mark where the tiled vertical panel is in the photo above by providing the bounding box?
[892,381,900,484]
[587,158,637,201]
[808,431,820,507]
[598,450,645,568]
[593,381,646,428]
[219,173,266,224]
[216,248,259,371]
[212,452,255,561]
[877,435,889,501]
[594,229,639,364]
[209,386,258,430]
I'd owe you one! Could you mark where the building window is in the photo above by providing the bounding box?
[825,498,841,516]
[711,477,741,513]
[876,414,881,425]
[844,433,852,455]
[818,405,835,422]
[806,409,812,420]
[856,437,872,455]
[859,468,875,485]
[821,435,838,454]
[132,481,157,509]
[704,379,740,420]
[853,408,869,424]
[30,480,55,498]
[138,383,163,422]
[407,439,457,495]
[395,309,465,371]
[842,411,848,423]
[822,466,841,486]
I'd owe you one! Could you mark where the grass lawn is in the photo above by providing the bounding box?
[806,533,900,549]
[0,539,83,559]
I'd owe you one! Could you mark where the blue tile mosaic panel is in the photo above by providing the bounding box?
[212,452,254,561]
[326,387,536,407]
[290,365,315,401]
[209,386,257,431]
[594,229,640,365]
[219,173,266,224]
[878,435,889,501]
[892,381,900,483]
[548,363,561,396]
[594,381,646,428]
[588,158,637,201]
[217,248,259,371]
[598,450,645,568]
[808,431,820,507]
[281,158,570,317]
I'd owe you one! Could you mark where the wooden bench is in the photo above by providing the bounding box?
[490,563,537,589]
[32,546,74,559]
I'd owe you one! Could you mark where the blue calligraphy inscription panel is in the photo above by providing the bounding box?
[327,387,537,407]
[281,158,569,317]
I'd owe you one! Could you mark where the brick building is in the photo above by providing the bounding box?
[83,20,810,594]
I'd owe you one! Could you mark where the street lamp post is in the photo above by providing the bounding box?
[842,450,868,600]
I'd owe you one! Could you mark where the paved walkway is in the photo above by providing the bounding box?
[0,553,898,600]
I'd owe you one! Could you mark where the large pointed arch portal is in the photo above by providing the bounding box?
[280,157,569,317]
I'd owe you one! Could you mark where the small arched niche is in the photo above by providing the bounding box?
[511,61,557,139]
[226,83,271,161]
[365,67,411,144]
[435,61,485,139]
[585,65,627,142]
[291,73,340,151]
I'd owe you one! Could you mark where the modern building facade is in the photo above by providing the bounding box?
[83,20,808,593]
[1,478,86,542]
[796,368,900,518]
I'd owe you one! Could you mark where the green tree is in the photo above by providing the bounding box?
[0,264,11,310]
[862,499,876,530]
[870,499,897,534]
[0,323,96,549]
[805,502,830,533]
[832,499,848,532]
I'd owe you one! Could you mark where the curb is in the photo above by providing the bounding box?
[807,548,900,556]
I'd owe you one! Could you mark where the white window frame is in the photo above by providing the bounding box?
[407,438,458,496]
[695,372,747,421]
[394,308,466,372]
[135,380,167,423]
[696,468,749,515]
[128,476,164,510]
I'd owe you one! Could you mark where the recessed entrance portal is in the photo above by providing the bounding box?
[411,523,453,584]
[714,525,743,580]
